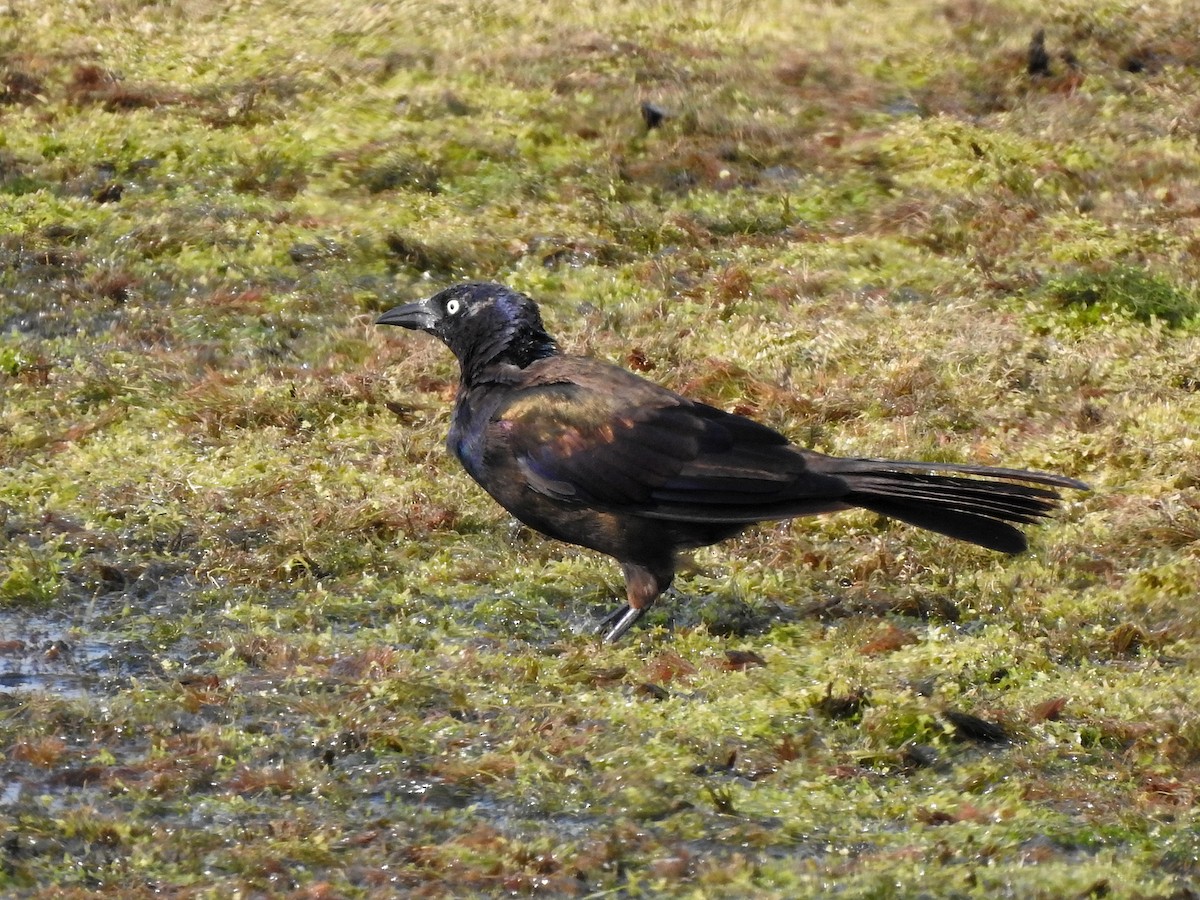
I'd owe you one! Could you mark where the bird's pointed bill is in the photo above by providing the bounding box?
[376,299,438,332]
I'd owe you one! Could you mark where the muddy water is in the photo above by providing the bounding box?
[0,612,158,698]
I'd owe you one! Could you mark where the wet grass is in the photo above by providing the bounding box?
[2,0,1199,896]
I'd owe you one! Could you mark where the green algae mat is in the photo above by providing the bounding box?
[2,1,1198,896]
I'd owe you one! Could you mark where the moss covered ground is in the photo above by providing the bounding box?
[2,0,1199,896]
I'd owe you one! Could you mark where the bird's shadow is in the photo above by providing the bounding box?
[565,588,804,643]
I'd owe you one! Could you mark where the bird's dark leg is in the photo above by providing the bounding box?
[595,602,630,634]
[598,604,645,643]
[598,561,673,643]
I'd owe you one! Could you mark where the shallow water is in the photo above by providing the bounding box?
[0,615,147,698]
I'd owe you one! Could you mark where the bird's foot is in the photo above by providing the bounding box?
[596,604,645,643]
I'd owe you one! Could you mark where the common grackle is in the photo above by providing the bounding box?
[377,282,1087,642]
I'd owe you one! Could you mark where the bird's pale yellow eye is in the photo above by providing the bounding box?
[445,299,462,315]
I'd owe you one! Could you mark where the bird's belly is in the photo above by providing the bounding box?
[469,454,746,567]
[483,470,612,550]
[452,427,749,564]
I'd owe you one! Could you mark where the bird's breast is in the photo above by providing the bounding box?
[448,420,482,481]
[449,388,508,488]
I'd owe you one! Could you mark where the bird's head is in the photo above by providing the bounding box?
[376,282,559,378]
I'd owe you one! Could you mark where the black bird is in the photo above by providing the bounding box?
[377,282,1087,642]
[1028,28,1052,78]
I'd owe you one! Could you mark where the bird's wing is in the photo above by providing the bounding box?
[490,360,848,521]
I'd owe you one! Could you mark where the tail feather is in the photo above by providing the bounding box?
[846,475,1058,523]
[849,495,1030,553]
[832,460,1087,554]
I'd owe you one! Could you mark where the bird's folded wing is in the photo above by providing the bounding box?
[492,379,848,520]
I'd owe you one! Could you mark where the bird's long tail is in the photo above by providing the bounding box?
[833,459,1088,553]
